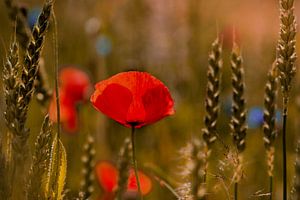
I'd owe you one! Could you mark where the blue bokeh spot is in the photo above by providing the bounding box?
[95,35,112,57]
[28,7,42,30]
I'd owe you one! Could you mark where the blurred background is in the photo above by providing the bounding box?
[1,0,300,199]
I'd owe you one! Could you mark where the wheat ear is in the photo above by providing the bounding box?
[202,37,222,146]
[78,135,95,200]
[230,43,247,200]
[115,137,132,200]
[262,64,278,200]
[276,0,297,199]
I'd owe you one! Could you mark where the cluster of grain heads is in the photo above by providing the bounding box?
[78,135,96,200]
[276,0,297,199]
[230,43,247,200]
[3,0,55,162]
[2,1,55,197]
[115,138,132,200]
[262,64,278,200]
[4,0,52,105]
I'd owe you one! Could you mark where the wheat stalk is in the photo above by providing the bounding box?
[115,137,132,200]
[263,65,278,151]
[276,0,297,199]
[276,0,297,98]
[230,43,247,154]
[78,135,95,200]
[4,0,52,106]
[202,37,222,146]
[3,39,21,137]
[10,0,54,155]
[262,64,278,200]
[230,43,247,200]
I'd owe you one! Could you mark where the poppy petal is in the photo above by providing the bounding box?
[127,169,152,196]
[95,161,118,193]
[142,85,175,125]
[91,84,133,127]
[91,71,175,128]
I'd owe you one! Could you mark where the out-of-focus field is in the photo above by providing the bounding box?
[1,0,300,199]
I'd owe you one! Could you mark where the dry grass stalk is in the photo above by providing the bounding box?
[79,135,95,200]
[202,37,222,146]
[276,0,297,99]
[115,137,132,200]
[26,115,53,200]
[230,43,247,153]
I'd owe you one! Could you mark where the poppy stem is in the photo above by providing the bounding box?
[131,127,143,200]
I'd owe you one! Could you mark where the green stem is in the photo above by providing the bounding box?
[131,127,143,200]
[234,182,238,200]
[282,101,288,200]
[269,176,273,200]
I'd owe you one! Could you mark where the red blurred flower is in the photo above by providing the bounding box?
[90,71,175,128]
[49,89,78,133]
[49,67,91,133]
[95,161,152,200]
[59,67,91,102]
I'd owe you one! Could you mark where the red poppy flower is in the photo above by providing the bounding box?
[49,67,91,133]
[90,71,175,128]
[95,161,152,199]
[49,89,78,133]
[59,67,91,102]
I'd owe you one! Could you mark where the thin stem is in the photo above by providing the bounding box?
[269,176,273,200]
[234,182,238,200]
[131,127,143,200]
[153,175,180,199]
[282,99,288,200]
[52,12,60,138]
